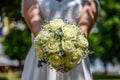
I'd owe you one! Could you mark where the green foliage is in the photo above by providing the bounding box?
[2,28,31,61]
[93,74,120,80]
[89,0,120,64]
[0,77,7,80]
[0,0,22,20]
[0,0,31,61]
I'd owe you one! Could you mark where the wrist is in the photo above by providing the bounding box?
[32,26,41,37]
[79,25,89,38]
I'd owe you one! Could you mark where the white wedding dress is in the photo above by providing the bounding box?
[21,0,99,80]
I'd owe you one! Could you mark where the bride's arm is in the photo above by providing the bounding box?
[77,0,99,37]
[22,0,43,36]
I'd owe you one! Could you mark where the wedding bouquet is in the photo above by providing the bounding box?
[34,19,89,73]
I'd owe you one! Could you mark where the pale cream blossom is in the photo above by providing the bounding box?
[48,54,62,67]
[77,34,89,48]
[62,40,75,53]
[65,53,81,68]
[35,45,44,60]
[45,39,60,53]
[49,19,65,31]
[62,25,77,39]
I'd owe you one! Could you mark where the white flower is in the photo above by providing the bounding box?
[48,54,62,67]
[64,53,81,68]
[62,40,75,53]
[77,34,89,48]
[37,30,51,43]
[49,19,65,31]
[62,24,77,39]
[75,48,84,57]
[35,45,44,60]
[45,39,60,53]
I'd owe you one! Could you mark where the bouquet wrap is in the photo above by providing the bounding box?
[34,19,89,73]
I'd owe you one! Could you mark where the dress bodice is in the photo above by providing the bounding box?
[39,0,83,24]
[21,0,99,24]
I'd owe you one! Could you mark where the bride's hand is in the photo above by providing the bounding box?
[22,0,43,37]
[77,0,99,38]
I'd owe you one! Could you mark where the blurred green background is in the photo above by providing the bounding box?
[0,0,120,80]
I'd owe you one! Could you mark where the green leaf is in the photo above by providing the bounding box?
[38,60,43,67]
[59,48,66,57]
[55,28,63,41]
